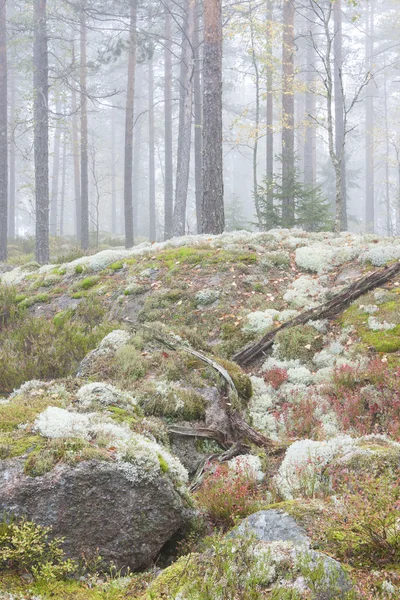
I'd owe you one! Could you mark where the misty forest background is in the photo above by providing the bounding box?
[0,0,399,265]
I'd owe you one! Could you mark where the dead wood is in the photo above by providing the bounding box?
[233,260,400,367]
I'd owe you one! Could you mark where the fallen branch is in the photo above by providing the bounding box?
[124,318,278,452]
[233,260,400,366]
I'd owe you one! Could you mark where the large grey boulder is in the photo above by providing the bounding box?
[0,458,189,571]
[231,510,352,600]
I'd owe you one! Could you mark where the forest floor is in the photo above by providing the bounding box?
[1,229,400,599]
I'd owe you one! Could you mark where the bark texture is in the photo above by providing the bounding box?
[193,0,203,233]
[333,0,347,231]
[281,0,295,228]
[164,0,173,240]
[49,96,61,236]
[173,0,195,237]
[80,4,89,250]
[201,0,224,234]
[148,52,156,242]
[124,0,137,248]
[265,0,274,222]
[365,1,374,233]
[0,0,7,261]
[34,0,49,265]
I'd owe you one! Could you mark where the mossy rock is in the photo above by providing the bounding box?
[275,324,324,364]
[138,383,206,422]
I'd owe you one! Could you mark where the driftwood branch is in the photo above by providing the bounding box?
[233,260,400,366]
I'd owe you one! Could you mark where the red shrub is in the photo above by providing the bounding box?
[194,463,261,529]
[264,367,288,389]
[277,397,322,439]
[326,361,400,439]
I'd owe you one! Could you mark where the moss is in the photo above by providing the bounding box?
[362,327,400,352]
[215,358,253,405]
[75,264,84,274]
[145,554,193,599]
[124,284,148,296]
[107,406,141,427]
[0,394,65,433]
[74,276,101,291]
[19,293,50,308]
[158,454,170,473]
[0,433,45,459]
[276,324,324,364]
[71,291,87,299]
[24,438,111,477]
[109,261,124,271]
[138,383,206,422]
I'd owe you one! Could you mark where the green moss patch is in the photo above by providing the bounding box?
[276,324,324,364]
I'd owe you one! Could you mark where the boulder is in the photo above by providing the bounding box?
[0,458,189,571]
[230,509,310,546]
[230,510,352,600]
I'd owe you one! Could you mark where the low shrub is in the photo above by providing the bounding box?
[326,361,400,439]
[278,397,322,440]
[0,518,76,581]
[195,462,262,529]
[324,472,400,567]
[264,367,288,389]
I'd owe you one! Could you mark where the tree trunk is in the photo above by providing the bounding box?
[193,0,203,233]
[234,260,400,366]
[50,96,61,236]
[383,68,391,236]
[304,26,316,187]
[201,0,225,234]
[80,4,89,250]
[71,43,81,242]
[281,0,295,228]
[265,0,274,224]
[365,1,374,233]
[164,0,174,241]
[249,2,261,228]
[0,0,7,261]
[34,0,49,265]
[8,63,15,240]
[124,0,138,248]
[173,0,195,237]
[132,82,142,239]
[59,127,67,237]
[148,51,156,242]
[333,0,347,231]
[111,107,117,235]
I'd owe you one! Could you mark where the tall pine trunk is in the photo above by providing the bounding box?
[71,43,81,242]
[304,27,316,186]
[111,107,117,235]
[193,0,203,233]
[34,0,49,264]
[281,0,295,227]
[265,0,274,225]
[80,3,89,250]
[0,0,7,261]
[124,0,137,248]
[334,0,347,230]
[249,3,261,228]
[173,0,195,237]
[201,0,224,234]
[9,63,15,239]
[148,51,156,242]
[59,128,67,237]
[50,96,61,236]
[164,1,173,240]
[365,1,374,233]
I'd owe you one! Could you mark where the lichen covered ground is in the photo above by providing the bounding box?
[1,229,400,598]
